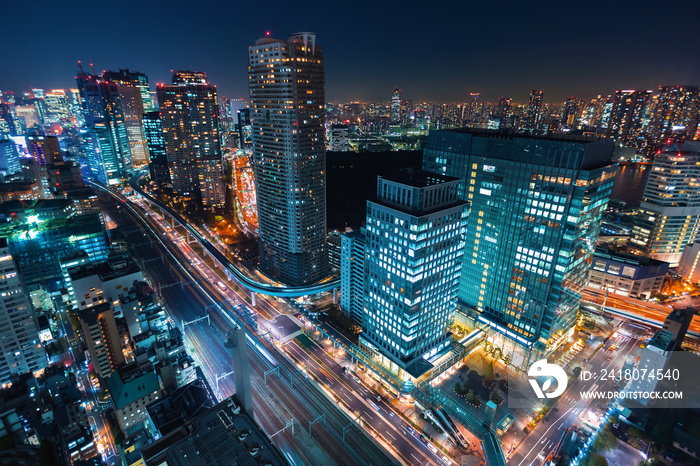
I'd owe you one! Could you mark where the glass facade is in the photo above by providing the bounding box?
[143,111,170,186]
[0,206,108,292]
[423,129,616,355]
[361,172,467,378]
[340,228,366,325]
[76,73,132,183]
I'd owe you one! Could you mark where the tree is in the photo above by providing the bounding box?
[490,391,503,405]
[650,423,673,449]
[461,381,470,395]
[587,453,608,466]
[592,429,617,452]
[484,361,495,387]
[455,382,462,393]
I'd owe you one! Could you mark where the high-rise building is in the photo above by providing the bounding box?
[26,135,62,164]
[103,69,153,112]
[15,105,40,130]
[103,70,152,166]
[330,124,350,151]
[631,141,700,265]
[68,88,83,126]
[143,111,169,186]
[390,88,401,125]
[157,71,225,208]
[678,241,700,282]
[462,93,480,125]
[648,85,699,145]
[525,90,544,131]
[340,229,366,325]
[423,129,616,364]
[561,96,586,128]
[229,98,245,119]
[248,32,328,285]
[76,71,132,184]
[495,97,512,125]
[0,139,21,176]
[44,89,71,124]
[236,108,252,149]
[118,85,149,166]
[0,103,18,135]
[607,90,653,146]
[0,237,46,386]
[360,171,466,385]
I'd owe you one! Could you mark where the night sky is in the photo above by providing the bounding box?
[2,0,699,104]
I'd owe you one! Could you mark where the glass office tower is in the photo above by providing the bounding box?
[76,72,132,184]
[143,111,170,186]
[423,129,616,366]
[360,171,467,387]
[0,200,108,292]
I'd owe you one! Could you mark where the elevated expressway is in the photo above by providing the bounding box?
[127,173,340,298]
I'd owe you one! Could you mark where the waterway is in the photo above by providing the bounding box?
[610,163,651,209]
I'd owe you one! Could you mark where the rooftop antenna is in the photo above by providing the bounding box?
[77,60,84,74]
[90,63,95,75]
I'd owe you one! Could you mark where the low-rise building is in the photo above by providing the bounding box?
[628,330,675,406]
[106,364,161,437]
[588,247,668,299]
[68,251,144,313]
[61,423,99,465]
[662,307,694,351]
[146,379,214,439]
[140,396,285,466]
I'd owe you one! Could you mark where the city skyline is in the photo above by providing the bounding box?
[2,0,699,103]
[2,6,700,465]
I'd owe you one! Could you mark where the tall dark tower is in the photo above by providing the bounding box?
[607,89,652,145]
[390,88,401,124]
[248,32,328,286]
[525,89,544,131]
[157,71,225,209]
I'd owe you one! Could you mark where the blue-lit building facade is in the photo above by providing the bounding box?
[360,171,466,388]
[340,228,366,325]
[76,73,132,185]
[0,139,22,177]
[423,129,616,366]
[143,111,170,186]
[0,200,109,292]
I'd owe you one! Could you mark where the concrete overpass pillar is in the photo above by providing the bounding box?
[224,329,253,419]
[251,292,256,307]
[332,288,338,305]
